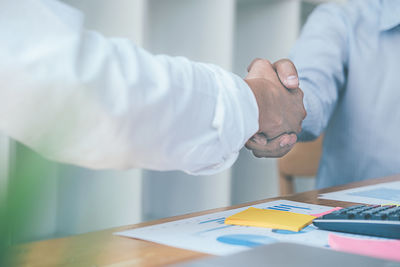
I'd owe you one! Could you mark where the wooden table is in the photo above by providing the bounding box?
[6,175,400,267]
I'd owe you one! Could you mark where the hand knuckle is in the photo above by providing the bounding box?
[281,58,291,65]
[251,58,262,65]
[261,59,272,66]
[303,108,307,119]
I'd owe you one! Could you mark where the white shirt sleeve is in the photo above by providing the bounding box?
[0,0,259,175]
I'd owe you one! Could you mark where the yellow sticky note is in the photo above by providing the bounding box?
[224,207,316,232]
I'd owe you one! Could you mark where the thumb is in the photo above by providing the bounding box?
[273,58,299,90]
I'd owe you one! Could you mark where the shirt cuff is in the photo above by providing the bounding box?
[193,69,259,175]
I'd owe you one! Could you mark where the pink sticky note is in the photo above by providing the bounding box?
[329,233,400,262]
[310,207,342,218]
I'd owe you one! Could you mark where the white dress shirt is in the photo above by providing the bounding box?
[0,0,259,175]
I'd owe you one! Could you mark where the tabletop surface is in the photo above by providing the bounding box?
[6,174,400,267]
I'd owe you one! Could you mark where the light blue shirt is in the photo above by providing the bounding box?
[290,0,400,188]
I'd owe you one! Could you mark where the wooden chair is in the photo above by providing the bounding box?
[278,135,323,195]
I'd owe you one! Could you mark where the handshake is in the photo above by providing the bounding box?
[244,58,306,158]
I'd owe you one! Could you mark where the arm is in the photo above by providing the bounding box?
[0,0,259,174]
[290,3,349,141]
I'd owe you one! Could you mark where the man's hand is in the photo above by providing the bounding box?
[245,58,306,158]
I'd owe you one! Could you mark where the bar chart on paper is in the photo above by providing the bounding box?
[267,203,312,212]
[319,181,400,205]
[116,200,334,255]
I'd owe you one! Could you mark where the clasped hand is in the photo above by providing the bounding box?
[245,58,306,158]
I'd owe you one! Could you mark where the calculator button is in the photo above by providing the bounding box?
[371,213,385,220]
[345,205,366,211]
[387,214,400,221]
[322,211,348,219]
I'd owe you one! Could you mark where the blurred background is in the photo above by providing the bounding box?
[0,0,345,244]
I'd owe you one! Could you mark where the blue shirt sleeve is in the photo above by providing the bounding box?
[290,3,349,141]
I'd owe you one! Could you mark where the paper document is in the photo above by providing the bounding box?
[319,181,400,205]
[116,200,337,255]
[225,207,315,231]
[116,200,394,256]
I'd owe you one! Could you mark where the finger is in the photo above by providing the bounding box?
[279,133,297,147]
[247,58,263,72]
[250,138,295,158]
[273,58,299,90]
[269,133,297,145]
[250,134,296,158]
[245,133,297,152]
[246,58,280,83]
[249,133,267,146]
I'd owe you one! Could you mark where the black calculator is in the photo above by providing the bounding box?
[313,205,400,239]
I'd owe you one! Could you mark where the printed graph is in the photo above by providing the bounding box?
[199,217,225,225]
[266,203,312,212]
[216,234,276,248]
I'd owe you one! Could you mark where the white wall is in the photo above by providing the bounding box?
[142,0,236,220]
